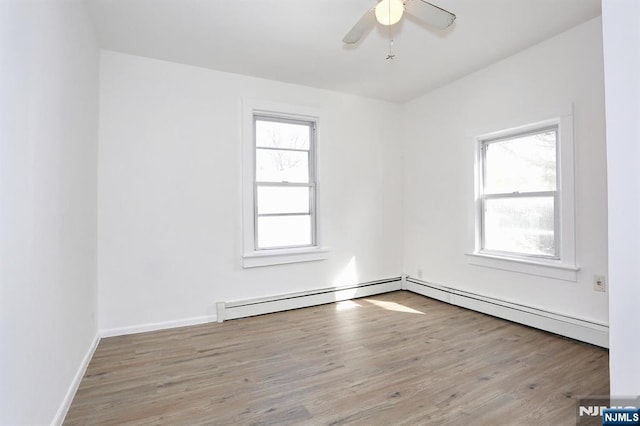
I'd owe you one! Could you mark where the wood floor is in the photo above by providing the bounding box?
[65,291,609,425]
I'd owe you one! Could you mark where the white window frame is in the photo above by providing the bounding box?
[241,99,327,268]
[467,112,579,281]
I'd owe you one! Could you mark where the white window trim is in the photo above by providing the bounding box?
[241,99,328,268]
[467,110,579,281]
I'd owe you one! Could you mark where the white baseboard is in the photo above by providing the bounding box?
[405,277,609,348]
[100,314,218,338]
[219,277,403,321]
[52,332,100,426]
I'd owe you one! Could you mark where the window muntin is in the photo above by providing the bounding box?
[254,115,316,250]
[480,127,559,259]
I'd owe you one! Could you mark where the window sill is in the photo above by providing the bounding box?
[242,247,329,268]
[465,252,579,281]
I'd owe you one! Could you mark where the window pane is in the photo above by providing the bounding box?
[256,149,309,183]
[484,196,556,257]
[257,186,310,215]
[257,215,312,249]
[485,130,556,194]
[256,119,310,150]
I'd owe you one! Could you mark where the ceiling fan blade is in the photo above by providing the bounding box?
[404,0,456,30]
[342,7,377,44]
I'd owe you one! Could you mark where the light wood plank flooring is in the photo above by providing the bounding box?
[65,291,608,425]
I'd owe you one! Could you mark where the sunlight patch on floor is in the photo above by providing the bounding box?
[335,300,361,311]
[364,299,425,315]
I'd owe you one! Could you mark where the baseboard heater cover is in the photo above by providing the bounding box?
[405,277,609,348]
[217,277,403,322]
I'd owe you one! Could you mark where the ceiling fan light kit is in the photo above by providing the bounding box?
[343,0,456,48]
[375,0,404,26]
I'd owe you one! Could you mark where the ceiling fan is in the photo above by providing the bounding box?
[343,0,456,45]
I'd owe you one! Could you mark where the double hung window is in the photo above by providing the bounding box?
[479,127,558,258]
[241,100,326,268]
[470,114,577,281]
[254,116,316,250]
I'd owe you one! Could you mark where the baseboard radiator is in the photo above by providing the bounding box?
[217,277,403,322]
[215,275,607,348]
[405,277,608,348]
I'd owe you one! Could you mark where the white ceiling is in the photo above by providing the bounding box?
[86,0,601,103]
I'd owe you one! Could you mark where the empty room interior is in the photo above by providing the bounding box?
[1,0,639,424]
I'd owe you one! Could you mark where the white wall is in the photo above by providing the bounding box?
[98,51,403,332]
[602,0,640,397]
[0,0,99,424]
[402,17,608,324]
[0,3,623,422]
